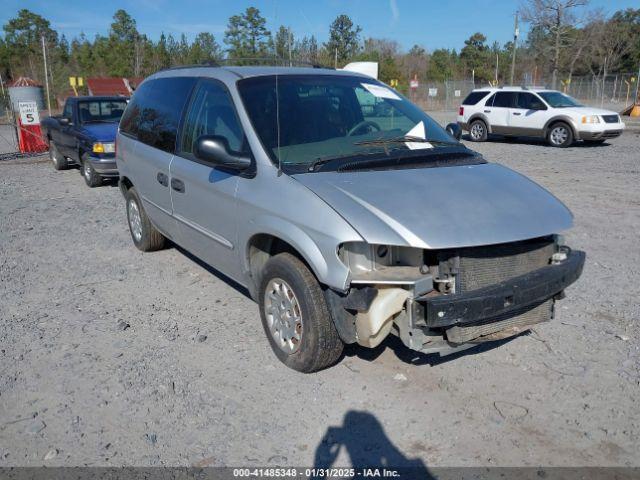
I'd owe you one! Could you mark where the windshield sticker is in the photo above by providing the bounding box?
[361,83,401,101]
[404,121,433,150]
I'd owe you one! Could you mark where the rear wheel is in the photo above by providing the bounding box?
[469,119,488,142]
[81,154,102,188]
[547,122,574,148]
[49,143,68,170]
[258,253,343,373]
[125,187,166,252]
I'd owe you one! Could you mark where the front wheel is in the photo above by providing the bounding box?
[547,122,574,148]
[258,253,344,373]
[81,155,103,188]
[49,143,68,170]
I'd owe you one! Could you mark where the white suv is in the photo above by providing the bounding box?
[457,87,625,147]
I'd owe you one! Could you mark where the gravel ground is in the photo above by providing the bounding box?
[1,118,639,469]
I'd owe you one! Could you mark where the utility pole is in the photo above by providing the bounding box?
[41,35,52,113]
[334,48,338,69]
[288,27,292,67]
[635,63,640,104]
[495,54,499,84]
[510,11,519,86]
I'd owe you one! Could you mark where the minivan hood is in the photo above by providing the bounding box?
[292,163,573,249]
[78,122,118,142]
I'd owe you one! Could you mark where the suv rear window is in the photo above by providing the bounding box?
[462,91,490,105]
[120,77,196,153]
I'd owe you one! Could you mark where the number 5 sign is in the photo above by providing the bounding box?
[19,101,40,125]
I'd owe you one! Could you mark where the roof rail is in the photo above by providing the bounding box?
[157,57,331,73]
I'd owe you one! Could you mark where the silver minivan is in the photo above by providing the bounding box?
[116,66,585,372]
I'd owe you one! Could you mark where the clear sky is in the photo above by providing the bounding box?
[2,0,637,51]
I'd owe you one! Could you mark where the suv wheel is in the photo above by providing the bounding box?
[125,187,166,251]
[50,144,68,170]
[469,119,488,142]
[258,253,344,373]
[547,122,574,148]
[81,154,103,188]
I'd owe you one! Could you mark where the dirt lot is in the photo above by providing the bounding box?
[1,119,639,469]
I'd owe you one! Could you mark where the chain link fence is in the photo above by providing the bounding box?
[410,74,639,112]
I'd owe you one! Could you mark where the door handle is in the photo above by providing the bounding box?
[157,172,169,187]
[513,112,522,116]
[171,178,185,193]
[484,110,491,113]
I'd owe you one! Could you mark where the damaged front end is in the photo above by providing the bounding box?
[326,236,585,355]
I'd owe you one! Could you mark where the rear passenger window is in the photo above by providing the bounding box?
[180,80,246,156]
[462,91,490,105]
[493,92,516,108]
[119,77,196,153]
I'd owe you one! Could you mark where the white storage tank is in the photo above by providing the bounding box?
[8,77,45,112]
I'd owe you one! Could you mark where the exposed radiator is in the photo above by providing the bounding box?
[446,299,553,344]
[457,238,555,292]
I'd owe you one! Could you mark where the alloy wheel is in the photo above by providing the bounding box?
[470,122,484,140]
[264,278,303,354]
[127,198,143,242]
[550,126,569,146]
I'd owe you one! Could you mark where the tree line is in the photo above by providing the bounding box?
[0,1,638,103]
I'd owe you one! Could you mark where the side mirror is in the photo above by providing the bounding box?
[59,117,70,126]
[445,123,462,141]
[194,135,251,170]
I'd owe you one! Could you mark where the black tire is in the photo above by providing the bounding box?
[468,119,488,142]
[49,143,68,170]
[547,122,574,148]
[81,154,103,188]
[258,253,343,373]
[584,139,606,145]
[125,187,166,252]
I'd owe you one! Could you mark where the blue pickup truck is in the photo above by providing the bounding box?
[41,96,128,187]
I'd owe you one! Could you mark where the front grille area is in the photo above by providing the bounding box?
[601,130,623,138]
[456,237,555,292]
[446,299,552,343]
[602,114,619,124]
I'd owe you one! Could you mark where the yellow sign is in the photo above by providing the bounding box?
[68,76,84,96]
[390,79,398,88]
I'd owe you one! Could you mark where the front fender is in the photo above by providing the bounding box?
[544,115,579,138]
[244,215,354,292]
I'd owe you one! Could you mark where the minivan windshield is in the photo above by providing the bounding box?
[237,75,459,170]
[537,91,582,108]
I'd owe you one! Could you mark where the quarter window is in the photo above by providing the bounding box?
[180,80,246,156]
[119,77,196,153]
[462,91,490,105]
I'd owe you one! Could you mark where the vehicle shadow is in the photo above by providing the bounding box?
[343,331,524,367]
[461,133,612,147]
[314,410,434,478]
[171,243,253,299]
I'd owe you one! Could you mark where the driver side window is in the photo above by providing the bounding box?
[63,103,73,120]
[180,80,246,156]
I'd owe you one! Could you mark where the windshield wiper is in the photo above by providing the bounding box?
[354,135,459,147]
[307,153,370,172]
